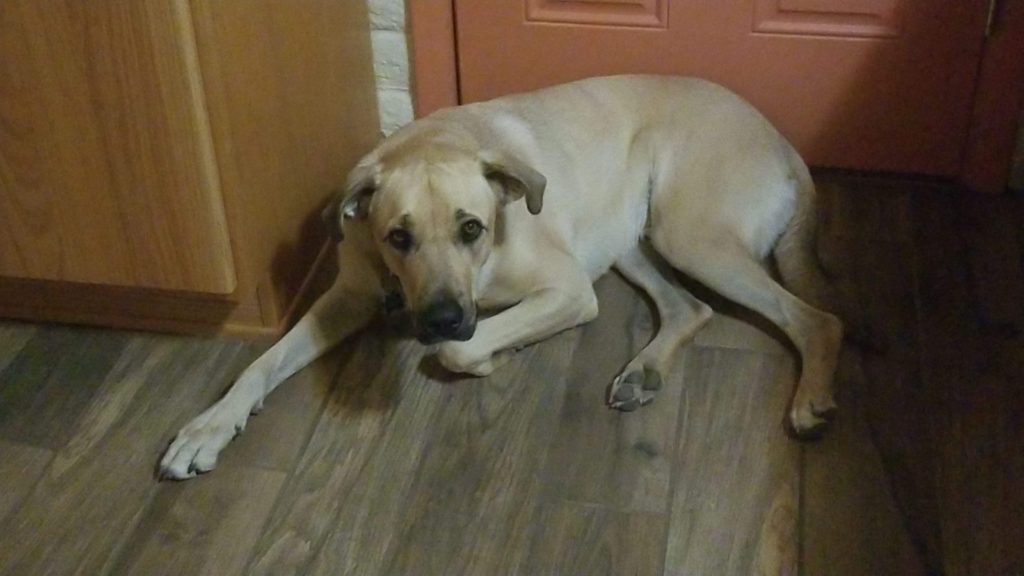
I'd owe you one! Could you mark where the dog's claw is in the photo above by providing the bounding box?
[612,397,642,412]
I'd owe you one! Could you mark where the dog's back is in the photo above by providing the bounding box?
[419,75,804,279]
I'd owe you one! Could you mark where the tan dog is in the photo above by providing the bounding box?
[161,75,845,480]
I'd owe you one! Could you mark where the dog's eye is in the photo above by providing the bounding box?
[386,229,413,252]
[460,220,484,243]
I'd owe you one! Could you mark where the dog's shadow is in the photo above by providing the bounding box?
[317,307,473,418]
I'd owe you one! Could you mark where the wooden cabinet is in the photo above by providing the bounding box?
[0,1,235,292]
[0,0,379,335]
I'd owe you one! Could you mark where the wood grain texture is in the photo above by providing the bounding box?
[0,439,52,522]
[110,465,287,576]
[217,343,348,473]
[910,192,1024,576]
[0,276,251,336]
[801,177,932,576]
[0,322,34,373]
[0,327,129,449]
[245,333,440,576]
[801,347,929,576]
[361,331,582,576]
[0,1,379,334]
[516,503,667,576]
[0,0,235,292]
[189,0,379,325]
[0,335,251,576]
[664,348,800,576]
[688,284,791,356]
[536,275,681,515]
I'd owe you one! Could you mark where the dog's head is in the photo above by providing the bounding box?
[323,136,545,343]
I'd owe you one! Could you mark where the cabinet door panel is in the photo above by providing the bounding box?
[0,0,235,293]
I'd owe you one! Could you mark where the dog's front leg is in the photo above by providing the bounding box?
[438,278,598,377]
[160,272,378,480]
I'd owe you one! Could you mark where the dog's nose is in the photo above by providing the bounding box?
[421,299,464,338]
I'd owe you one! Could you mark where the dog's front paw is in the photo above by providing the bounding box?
[159,403,249,480]
[437,342,499,376]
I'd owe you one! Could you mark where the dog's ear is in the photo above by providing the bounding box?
[480,151,546,215]
[322,163,378,241]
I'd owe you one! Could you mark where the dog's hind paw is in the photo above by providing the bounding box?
[607,367,662,412]
[788,396,837,440]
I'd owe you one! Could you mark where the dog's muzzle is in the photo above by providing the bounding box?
[416,296,475,343]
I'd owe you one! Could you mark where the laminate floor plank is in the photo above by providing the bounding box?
[693,309,790,356]
[911,192,1024,576]
[801,347,929,576]
[0,322,35,373]
[0,439,52,522]
[536,274,682,515]
[245,332,446,576]
[342,329,582,576]
[0,336,252,576]
[109,465,287,576]
[0,326,129,449]
[959,195,1024,333]
[515,502,667,576]
[211,343,349,474]
[815,175,916,244]
[801,181,931,575]
[664,347,800,576]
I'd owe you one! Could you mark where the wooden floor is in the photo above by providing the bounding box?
[1,175,1021,575]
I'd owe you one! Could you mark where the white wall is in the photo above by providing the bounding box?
[368,0,414,136]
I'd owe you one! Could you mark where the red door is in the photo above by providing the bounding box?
[453,1,993,176]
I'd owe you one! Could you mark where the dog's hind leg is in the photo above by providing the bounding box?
[607,244,713,411]
[772,175,877,350]
[651,230,843,438]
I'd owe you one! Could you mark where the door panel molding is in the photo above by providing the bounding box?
[754,0,902,38]
[526,0,668,29]
[411,0,1024,192]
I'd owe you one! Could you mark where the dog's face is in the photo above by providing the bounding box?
[326,143,545,343]
[371,156,496,344]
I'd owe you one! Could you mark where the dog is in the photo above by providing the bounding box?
[160,75,846,480]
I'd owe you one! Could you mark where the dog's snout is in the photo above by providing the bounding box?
[421,298,465,339]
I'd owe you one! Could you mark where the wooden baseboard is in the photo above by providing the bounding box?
[0,240,338,340]
[0,275,262,336]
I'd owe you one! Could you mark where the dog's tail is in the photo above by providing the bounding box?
[772,149,834,312]
[772,148,873,347]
